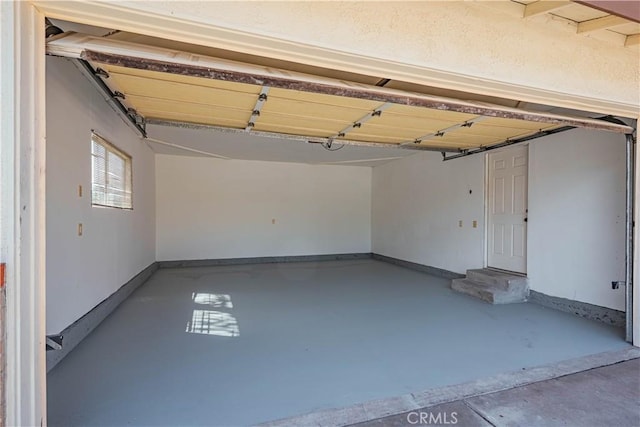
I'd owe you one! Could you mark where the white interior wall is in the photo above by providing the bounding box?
[372,129,627,310]
[528,129,626,311]
[372,153,486,273]
[46,56,156,334]
[155,155,371,261]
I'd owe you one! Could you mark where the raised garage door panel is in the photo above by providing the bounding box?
[45,33,634,151]
[262,98,372,122]
[109,74,260,110]
[253,113,348,136]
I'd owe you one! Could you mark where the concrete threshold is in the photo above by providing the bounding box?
[259,347,640,427]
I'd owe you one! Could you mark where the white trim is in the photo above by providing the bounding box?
[483,153,490,269]
[32,1,638,119]
[0,2,47,425]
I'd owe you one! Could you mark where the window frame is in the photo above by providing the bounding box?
[90,132,133,210]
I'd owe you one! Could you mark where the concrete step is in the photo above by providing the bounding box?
[451,278,529,304]
[466,268,529,293]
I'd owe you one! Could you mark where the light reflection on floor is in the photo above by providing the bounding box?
[185,309,240,337]
[192,292,233,308]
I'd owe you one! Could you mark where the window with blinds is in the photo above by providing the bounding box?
[91,133,132,209]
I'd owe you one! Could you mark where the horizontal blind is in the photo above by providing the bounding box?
[91,133,132,209]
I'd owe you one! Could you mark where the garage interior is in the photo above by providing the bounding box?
[28,1,640,426]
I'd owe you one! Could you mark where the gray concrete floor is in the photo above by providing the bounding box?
[351,359,640,427]
[47,260,631,426]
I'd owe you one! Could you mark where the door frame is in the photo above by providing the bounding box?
[484,144,529,274]
[1,2,47,425]
[634,128,640,345]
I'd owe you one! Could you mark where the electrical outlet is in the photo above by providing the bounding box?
[272,219,276,225]
[78,223,83,236]
[473,220,478,228]
[458,220,463,228]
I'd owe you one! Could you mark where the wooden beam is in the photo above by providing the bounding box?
[577,15,629,33]
[625,34,640,47]
[523,1,572,18]
[574,1,640,24]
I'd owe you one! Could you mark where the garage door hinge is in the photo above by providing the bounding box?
[95,67,109,78]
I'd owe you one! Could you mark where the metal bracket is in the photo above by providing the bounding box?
[400,116,487,147]
[246,86,270,132]
[127,108,146,130]
[330,102,391,141]
[73,59,147,137]
[95,67,109,78]
[612,281,626,289]
[442,125,576,161]
[46,335,63,351]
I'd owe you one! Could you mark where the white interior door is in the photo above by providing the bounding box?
[487,145,528,274]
